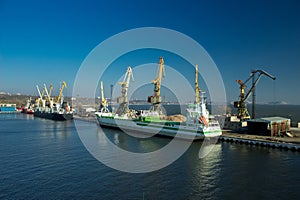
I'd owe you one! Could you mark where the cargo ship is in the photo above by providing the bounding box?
[34,102,73,121]
[21,98,34,114]
[95,57,222,140]
[33,82,73,121]
[96,100,222,140]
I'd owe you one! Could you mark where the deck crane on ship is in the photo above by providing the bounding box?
[57,81,67,105]
[44,84,54,109]
[234,69,276,121]
[36,85,46,108]
[116,66,134,116]
[48,84,53,97]
[99,81,109,113]
[148,56,166,116]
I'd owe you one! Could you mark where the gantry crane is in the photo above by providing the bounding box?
[234,69,276,121]
[148,56,166,115]
[116,66,134,115]
[99,81,109,113]
[57,81,67,105]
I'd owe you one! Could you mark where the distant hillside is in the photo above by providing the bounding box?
[0,93,33,107]
[266,101,288,105]
[0,93,71,107]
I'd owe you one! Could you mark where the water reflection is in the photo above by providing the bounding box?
[96,126,171,153]
[37,118,72,140]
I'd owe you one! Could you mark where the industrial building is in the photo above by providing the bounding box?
[0,104,16,112]
[247,117,290,136]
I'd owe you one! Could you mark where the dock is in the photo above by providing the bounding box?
[219,128,300,152]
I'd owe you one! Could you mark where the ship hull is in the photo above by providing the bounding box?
[34,111,73,121]
[96,114,222,140]
[22,108,34,114]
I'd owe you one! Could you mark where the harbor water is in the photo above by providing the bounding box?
[1,112,300,199]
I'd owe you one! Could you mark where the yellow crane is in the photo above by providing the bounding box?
[148,56,166,115]
[57,81,67,104]
[49,84,53,97]
[99,81,109,112]
[116,66,134,115]
[195,64,200,104]
[44,84,54,108]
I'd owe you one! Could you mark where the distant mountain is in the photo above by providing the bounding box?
[229,100,289,105]
[266,101,288,105]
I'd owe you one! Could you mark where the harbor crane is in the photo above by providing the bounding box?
[148,56,166,115]
[234,69,276,121]
[57,81,67,105]
[195,64,200,104]
[116,66,134,115]
[99,81,109,113]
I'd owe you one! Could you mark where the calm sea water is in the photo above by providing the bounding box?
[1,111,300,199]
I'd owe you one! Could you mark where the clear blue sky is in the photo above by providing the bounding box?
[1,0,300,104]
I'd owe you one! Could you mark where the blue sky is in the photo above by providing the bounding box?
[1,0,300,104]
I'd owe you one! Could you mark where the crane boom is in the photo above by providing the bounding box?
[100,81,106,107]
[118,66,134,101]
[44,84,51,102]
[152,56,165,97]
[234,69,276,120]
[195,64,200,104]
[243,70,275,101]
[36,85,43,99]
[36,85,46,108]
[44,84,54,109]
[148,56,166,115]
[116,66,134,115]
[57,81,67,104]
[99,81,109,112]
[49,84,53,97]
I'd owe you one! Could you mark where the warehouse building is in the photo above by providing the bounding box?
[247,116,290,136]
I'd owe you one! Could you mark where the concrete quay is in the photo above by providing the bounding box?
[219,129,300,152]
